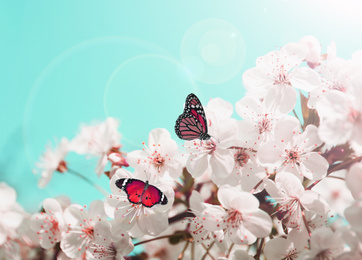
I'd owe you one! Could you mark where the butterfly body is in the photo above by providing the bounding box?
[115,178,168,208]
[175,93,211,141]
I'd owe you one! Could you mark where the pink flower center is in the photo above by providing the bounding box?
[226,209,243,227]
[283,248,299,260]
[234,149,250,167]
[49,216,59,235]
[274,65,291,85]
[82,226,94,239]
[258,114,272,134]
[202,139,217,155]
[276,197,301,227]
[331,82,346,92]
[285,148,301,166]
[151,152,166,172]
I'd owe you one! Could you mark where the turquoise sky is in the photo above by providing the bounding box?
[2,0,362,212]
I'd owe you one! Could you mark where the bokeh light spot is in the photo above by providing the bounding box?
[181,19,246,84]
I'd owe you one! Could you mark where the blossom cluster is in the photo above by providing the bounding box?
[2,36,362,260]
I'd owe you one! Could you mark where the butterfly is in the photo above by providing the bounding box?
[175,93,211,141]
[115,178,168,208]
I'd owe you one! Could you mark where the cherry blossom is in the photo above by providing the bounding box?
[337,225,362,259]
[184,98,237,184]
[201,185,272,245]
[230,146,268,193]
[243,42,321,113]
[0,183,24,246]
[308,55,350,108]
[299,35,322,69]
[35,138,69,187]
[264,228,307,260]
[188,191,225,250]
[30,198,66,249]
[184,119,237,185]
[71,118,122,177]
[258,118,328,182]
[88,220,134,260]
[127,128,182,179]
[313,170,354,216]
[298,227,344,259]
[60,200,107,258]
[316,72,362,149]
[264,172,328,229]
[104,168,174,236]
[235,92,293,143]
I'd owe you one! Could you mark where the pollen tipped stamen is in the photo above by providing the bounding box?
[284,148,301,165]
[226,209,243,227]
[274,65,291,85]
[258,114,273,134]
[234,149,251,167]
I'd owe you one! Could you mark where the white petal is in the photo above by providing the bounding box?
[346,163,362,200]
[264,237,290,260]
[300,36,321,64]
[126,150,149,168]
[210,149,234,178]
[137,209,169,236]
[186,154,209,178]
[257,141,285,167]
[275,172,305,198]
[207,98,233,120]
[256,50,280,71]
[268,85,297,114]
[218,186,259,211]
[243,67,273,92]
[298,125,323,152]
[43,198,62,215]
[290,67,321,92]
[280,42,306,70]
[264,178,283,198]
[228,224,257,245]
[61,232,86,258]
[88,200,106,222]
[273,116,301,143]
[202,206,228,231]
[148,128,170,148]
[235,96,261,120]
[164,159,182,179]
[113,204,137,231]
[64,204,86,227]
[300,190,328,215]
[243,209,272,238]
[241,165,267,193]
[300,153,328,181]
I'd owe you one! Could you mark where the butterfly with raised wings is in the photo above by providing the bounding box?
[115,178,168,208]
[175,93,211,141]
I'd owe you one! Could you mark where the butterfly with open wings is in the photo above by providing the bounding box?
[175,93,211,141]
[115,178,168,208]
